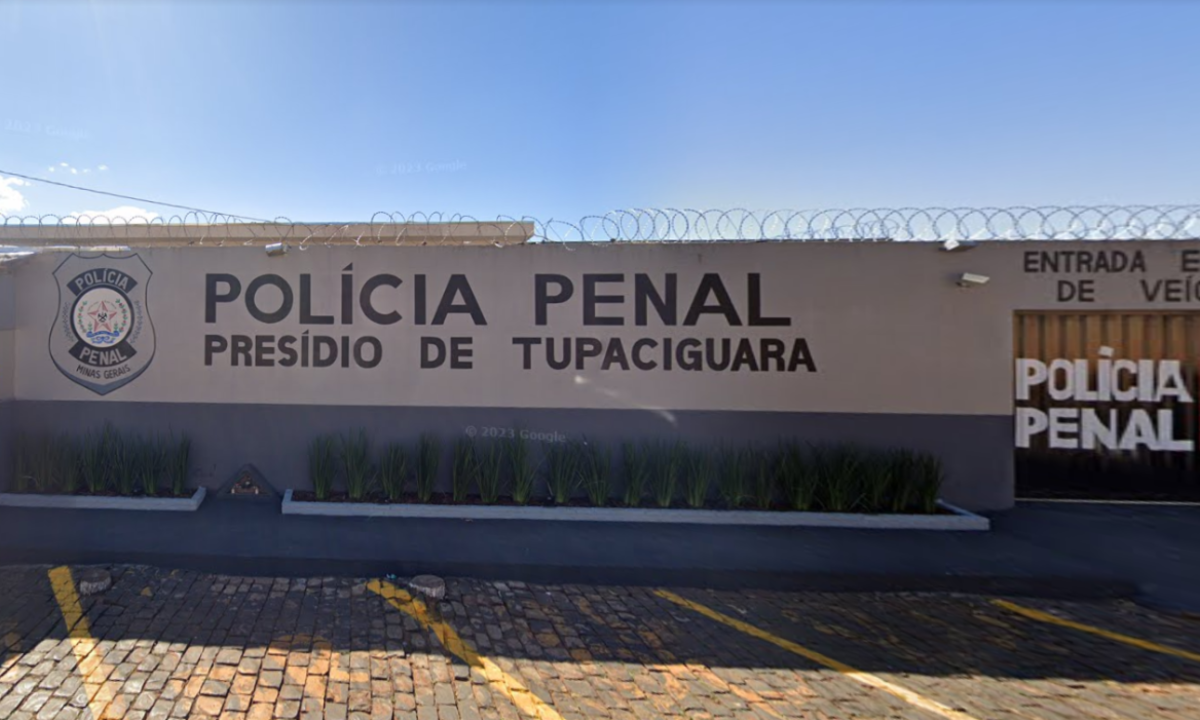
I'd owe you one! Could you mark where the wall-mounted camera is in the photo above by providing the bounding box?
[957,272,990,288]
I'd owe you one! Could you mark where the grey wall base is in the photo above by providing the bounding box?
[0,401,10,494]
[11,401,1014,511]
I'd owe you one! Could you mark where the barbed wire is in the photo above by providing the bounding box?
[1,206,1199,247]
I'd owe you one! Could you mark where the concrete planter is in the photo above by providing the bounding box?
[281,490,988,530]
[0,487,207,512]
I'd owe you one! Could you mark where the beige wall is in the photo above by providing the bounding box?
[9,240,1200,414]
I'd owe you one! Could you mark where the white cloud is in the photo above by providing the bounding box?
[65,206,160,223]
[55,162,106,176]
[0,176,30,214]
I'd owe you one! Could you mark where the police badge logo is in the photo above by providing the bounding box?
[49,253,156,395]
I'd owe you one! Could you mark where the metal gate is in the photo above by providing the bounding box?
[1014,311,1200,500]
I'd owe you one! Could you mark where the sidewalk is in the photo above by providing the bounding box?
[997,501,1200,612]
[5,498,1197,608]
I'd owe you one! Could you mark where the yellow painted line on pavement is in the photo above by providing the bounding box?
[655,589,981,720]
[48,566,93,640]
[367,579,565,720]
[48,566,116,720]
[992,599,1200,664]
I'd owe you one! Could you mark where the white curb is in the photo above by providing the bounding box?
[281,490,989,530]
[0,487,207,512]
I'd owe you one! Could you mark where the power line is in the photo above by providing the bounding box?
[0,168,272,222]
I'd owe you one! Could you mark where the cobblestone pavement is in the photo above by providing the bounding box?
[1,566,1199,720]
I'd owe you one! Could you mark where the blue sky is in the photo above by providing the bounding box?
[1,0,1197,225]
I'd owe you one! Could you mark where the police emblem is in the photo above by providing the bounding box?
[49,253,156,395]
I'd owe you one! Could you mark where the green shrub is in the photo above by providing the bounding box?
[716,446,749,509]
[545,440,581,505]
[504,434,537,505]
[309,435,337,501]
[579,441,612,507]
[415,434,440,503]
[341,429,375,501]
[380,442,409,501]
[684,447,716,509]
[650,440,686,508]
[451,436,477,503]
[620,441,652,507]
[476,440,505,504]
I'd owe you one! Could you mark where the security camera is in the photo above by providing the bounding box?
[265,242,289,257]
[957,272,989,288]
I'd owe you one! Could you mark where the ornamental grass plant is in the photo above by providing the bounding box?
[380,442,409,501]
[716,445,749,509]
[415,434,440,503]
[749,447,776,509]
[14,433,76,494]
[912,452,945,514]
[78,429,107,494]
[309,435,337,501]
[620,440,652,507]
[341,429,375,501]
[476,440,505,504]
[133,435,168,497]
[504,434,538,505]
[886,449,921,513]
[650,440,686,508]
[684,446,716,509]
[814,444,867,513]
[167,433,192,496]
[451,436,477,503]
[578,440,612,507]
[860,449,895,514]
[545,439,581,505]
[285,433,948,513]
[110,430,137,497]
[778,441,819,511]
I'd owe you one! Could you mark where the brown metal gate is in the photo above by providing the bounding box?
[1015,311,1200,500]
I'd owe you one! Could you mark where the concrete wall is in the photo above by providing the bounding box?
[16,243,1002,414]
[6,238,1197,510]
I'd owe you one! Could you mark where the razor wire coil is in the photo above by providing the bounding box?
[2,206,1200,246]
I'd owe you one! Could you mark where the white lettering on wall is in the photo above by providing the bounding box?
[1014,345,1194,452]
